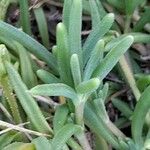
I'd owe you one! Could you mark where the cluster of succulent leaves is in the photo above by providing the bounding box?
[0,0,150,150]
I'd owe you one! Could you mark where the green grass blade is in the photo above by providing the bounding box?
[83,13,114,65]
[19,0,32,35]
[15,42,37,88]
[51,124,81,150]
[92,36,134,80]
[76,78,100,94]
[132,85,150,147]
[34,7,50,48]
[37,69,61,84]
[70,54,82,87]
[84,40,104,81]
[5,62,52,133]
[68,0,82,65]
[0,21,58,73]
[30,83,77,101]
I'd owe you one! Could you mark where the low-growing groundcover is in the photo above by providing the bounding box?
[0,0,150,149]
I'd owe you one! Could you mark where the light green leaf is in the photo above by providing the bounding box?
[70,54,82,87]
[3,142,35,150]
[32,137,52,150]
[37,69,61,84]
[56,23,73,86]
[125,0,144,16]
[92,36,134,80]
[19,0,31,35]
[0,132,17,149]
[84,103,120,149]
[83,13,114,65]
[53,104,69,134]
[30,83,77,101]
[132,85,150,147]
[0,21,57,73]
[76,78,100,94]
[112,98,133,119]
[51,124,81,150]
[84,40,104,81]
[107,0,124,10]
[15,42,37,88]
[62,0,72,30]
[34,7,50,48]
[68,0,82,65]
[133,7,150,32]
[5,62,52,133]
[89,0,101,29]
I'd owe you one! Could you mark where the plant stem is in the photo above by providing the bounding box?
[75,100,92,150]
[124,15,131,33]
[119,55,141,101]
[0,76,22,124]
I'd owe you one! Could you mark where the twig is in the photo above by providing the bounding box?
[0,120,51,137]
[34,95,59,108]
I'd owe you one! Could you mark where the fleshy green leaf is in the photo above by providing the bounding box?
[0,21,57,73]
[53,104,69,134]
[0,132,18,149]
[70,54,82,87]
[83,13,114,65]
[62,0,72,30]
[15,42,37,88]
[89,0,101,29]
[84,103,120,149]
[30,83,77,101]
[56,23,72,86]
[3,142,35,150]
[112,98,133,119]
[92,36,134,80]
[132,85,150,147]
[84,40,104,81]
[37,69,61,84]
[19,0,31,35]
[107,0,124,10]
[76,78,100,94]
[68,0,82,65]
[34,7,50,48]
[133,7,150,32]
[32,137,52,150]
[5,62,52,133]
[51,124,81,150]
[125,0,144,16]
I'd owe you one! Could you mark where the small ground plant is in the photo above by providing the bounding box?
[0,0,150,150]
